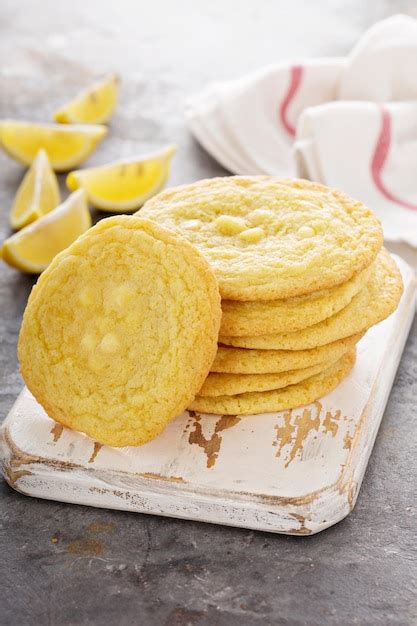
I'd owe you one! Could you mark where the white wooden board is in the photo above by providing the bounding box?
[1,255,415,535]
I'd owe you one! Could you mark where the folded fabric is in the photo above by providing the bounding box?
[338,14,417,101]
[295,101,417,246]
[187,58,344,177]
[186,14,417,246]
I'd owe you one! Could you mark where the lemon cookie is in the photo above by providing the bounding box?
[190,350,356,415]
[220,262,373,336]
[199,358,340,397]
[212,333,362,374]
[219,250,402,351]
[140,176,383,301]
[18,216,221,447]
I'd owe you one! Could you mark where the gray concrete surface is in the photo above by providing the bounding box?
[0,1,416,624]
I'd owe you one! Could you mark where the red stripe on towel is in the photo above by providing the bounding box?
[279,65,303,137]
[371,105,417,211]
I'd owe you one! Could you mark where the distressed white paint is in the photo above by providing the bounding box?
[1,255,415,535]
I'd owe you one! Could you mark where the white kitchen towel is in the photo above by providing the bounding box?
[187,58,345,177]
[295,101,417,246]
[186,14,417,246]
[338,14,417,101]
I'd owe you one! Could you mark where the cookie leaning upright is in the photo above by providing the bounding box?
[140,177,383,301]
[18,216,221,446]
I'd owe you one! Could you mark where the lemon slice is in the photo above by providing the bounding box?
[66,145,176,212]
[1,190,91,273]
[53,74,119,124]
[0,120,107,171]
[10,149,60,230]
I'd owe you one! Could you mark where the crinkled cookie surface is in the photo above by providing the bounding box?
[18,216,221,446]
[141,176,383,301]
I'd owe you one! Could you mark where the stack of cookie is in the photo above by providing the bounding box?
[18,175,404,449]
[141,176,403,415]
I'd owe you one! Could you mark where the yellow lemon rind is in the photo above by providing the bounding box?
[1,190,91,273]
[10,149,60,230]
[53,74,119,125]
[0,120,107,171]
[66,145,176,212]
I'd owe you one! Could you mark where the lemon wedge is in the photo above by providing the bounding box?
[1,189,91,273]
[66,145,176,212]
[53,74,119,124]
[0,120,107,171]
[10,149,60,230]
